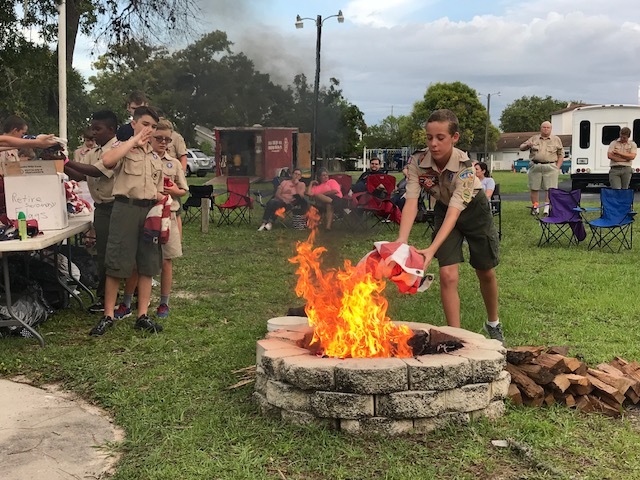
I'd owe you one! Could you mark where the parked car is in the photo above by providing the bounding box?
[185,148,213,177]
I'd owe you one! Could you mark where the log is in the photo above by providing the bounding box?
[587,368,635,397]
[586,395,621,418]
[544,392,556,406]
[550,374,572,393]
[508,383,523,405]
[585,374,626,405]
[533,353,569,373]
[565,374,593,396]
[564,394,576,408]
[506,364,545,400]
[547,346,570,356]
[515,363,555,385]
[597,363,640,395]
[506,346,545,365]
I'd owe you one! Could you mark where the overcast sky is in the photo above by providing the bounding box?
[75,0,640,127]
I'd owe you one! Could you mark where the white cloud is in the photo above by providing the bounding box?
[343,0,431,27]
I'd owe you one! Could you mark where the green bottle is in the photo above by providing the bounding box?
[18,212,27,240]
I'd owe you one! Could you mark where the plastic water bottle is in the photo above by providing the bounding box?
[18,212,27,241]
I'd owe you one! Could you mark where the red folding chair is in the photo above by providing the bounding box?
[214,177,254,226]
[352,174,401,229]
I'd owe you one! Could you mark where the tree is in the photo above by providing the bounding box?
[0,38,91,146]
[3,0,200,67]
[362,115,406,148]
[499,96,571,132]
[409,81,499,152]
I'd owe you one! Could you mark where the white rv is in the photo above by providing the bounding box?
[571,105,640,191]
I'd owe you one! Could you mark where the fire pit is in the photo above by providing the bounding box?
[254,317,509,435]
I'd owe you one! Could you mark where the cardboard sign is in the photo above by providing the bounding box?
[3,161,68,230]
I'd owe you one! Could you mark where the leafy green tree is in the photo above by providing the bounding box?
[409,81,499,151]
[2,0,199,67]
[362,115,406,148]
[0,38,91,146]
[499,96,571,132]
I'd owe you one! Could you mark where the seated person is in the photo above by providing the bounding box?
[308,167,343,230]
[474,161,495,199]
[258,168,308,231]
[352,157,388,193]
[391,165,409,211]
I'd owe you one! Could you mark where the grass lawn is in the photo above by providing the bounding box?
[1,172,639,479]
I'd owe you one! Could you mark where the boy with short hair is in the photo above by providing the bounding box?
[73,128,96,162]
[116,91,149,141]
[0,115,29,163]
[396,109,503,344]
[64,110,119,314]
[90,106,166,336]
[152,120,187,318]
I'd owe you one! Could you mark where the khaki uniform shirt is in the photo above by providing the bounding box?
[73,146,92,163]
[406,147,481,211]
[161,153,188,212]
[80,137,116,204]
[525,134,563,163]
[608,138,637,167]
[167,131,188,160]
[111,142,163,200]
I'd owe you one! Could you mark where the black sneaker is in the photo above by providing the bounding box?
[484,322,505,345]
[88,300,105,314]
[89,316,114,336]
[134,314,163,333]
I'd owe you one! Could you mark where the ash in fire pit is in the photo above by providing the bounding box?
[255,318,510,435]
[297,328,463,358]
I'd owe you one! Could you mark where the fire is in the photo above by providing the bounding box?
[289,207,413,358]
[275,207,285,218]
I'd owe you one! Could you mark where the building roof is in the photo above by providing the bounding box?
[550,102,592,115]
[497,132,571,150]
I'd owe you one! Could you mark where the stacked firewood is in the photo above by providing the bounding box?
[507,346,640,417]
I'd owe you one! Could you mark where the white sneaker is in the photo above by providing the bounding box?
[265,222,272,231]
[543,204,550,216]
[258,223,266,231]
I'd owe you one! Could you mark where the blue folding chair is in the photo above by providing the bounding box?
[538,188,586,247]
[585,188,635,252]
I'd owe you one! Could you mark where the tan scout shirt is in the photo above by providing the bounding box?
[525,134,563,163]
[406,147,481,212]
[167,131,188,160]
[161,153,188,212]
[608,138,637,167]
[111,142,163,200]
[80,137,117,204]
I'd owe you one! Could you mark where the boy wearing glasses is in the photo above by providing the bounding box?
[90,106,166,336]
[153,120,187,318]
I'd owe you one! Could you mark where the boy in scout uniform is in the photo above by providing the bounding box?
[396,109,503,344]
[0,115,29,163]
[91,106,165,336]
[153,120,188,318]
[520,121,564,215]
[64,110,119,315]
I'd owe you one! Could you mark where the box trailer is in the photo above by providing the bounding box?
[213,126,310,180]
[570,105,640,191]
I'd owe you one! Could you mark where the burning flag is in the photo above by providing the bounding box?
[289,207,414,359]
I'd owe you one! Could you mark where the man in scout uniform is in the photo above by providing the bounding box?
[607,126,637,189]
[396,109,503,344]
[520,121,564,215]
[90,106,165,336]
[64,110,119,315]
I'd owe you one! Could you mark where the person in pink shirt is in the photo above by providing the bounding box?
[258,168,308,231]
[308,167,343,230]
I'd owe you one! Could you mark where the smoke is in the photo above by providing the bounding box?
[197,0,311,87]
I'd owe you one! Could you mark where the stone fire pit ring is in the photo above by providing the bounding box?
[254,317,510,435]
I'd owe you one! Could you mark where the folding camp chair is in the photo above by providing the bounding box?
[490,184,502,240]
[182,185,214,225]
[329,174,353,198]
[537,188,586,247]
[214,177,254,226]
[585,188,635,252]
[351,173,401,230]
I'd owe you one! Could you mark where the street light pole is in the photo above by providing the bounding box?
[480,91,500,169]
[296,10,344,174]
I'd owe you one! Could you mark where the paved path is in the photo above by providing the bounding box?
[0,378,123,480]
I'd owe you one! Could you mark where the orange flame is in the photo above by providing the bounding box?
[289,207,413,358]
[275,207,286,218]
